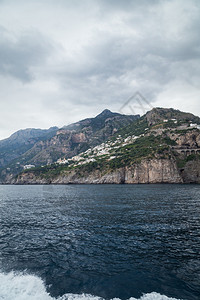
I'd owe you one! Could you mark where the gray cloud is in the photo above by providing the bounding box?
[0,0,200,139]
[0,26,54,82]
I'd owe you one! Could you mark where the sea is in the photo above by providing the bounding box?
[0,184,199,300]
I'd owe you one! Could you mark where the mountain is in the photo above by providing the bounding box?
[0,110,139,182]
[63,109,122,131]
[0,127,58,168]
[145,107,200,126]
[11,107,200,184]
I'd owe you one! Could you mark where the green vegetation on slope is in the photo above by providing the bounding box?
[176,154,200,168]
[23,134,177,179]
[116,116,149,138]
[11,107,200,183]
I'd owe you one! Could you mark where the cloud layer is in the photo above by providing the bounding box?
[0,0,200,139]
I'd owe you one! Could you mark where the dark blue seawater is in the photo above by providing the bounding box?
[0,184,200,300]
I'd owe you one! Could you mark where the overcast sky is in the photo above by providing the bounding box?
[0,0,200,139]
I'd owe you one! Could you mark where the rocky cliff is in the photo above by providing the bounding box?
[2,107,200,184]
[13,157,197,184]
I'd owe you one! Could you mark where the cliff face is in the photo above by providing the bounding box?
[180,161,200,183]
[168,130,200,148]
[125,159,182,183]
[13,158,186,184]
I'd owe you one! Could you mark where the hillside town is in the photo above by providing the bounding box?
[55,118,200,169]
[56,134,143,167]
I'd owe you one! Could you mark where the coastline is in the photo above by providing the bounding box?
[5,159,200,185]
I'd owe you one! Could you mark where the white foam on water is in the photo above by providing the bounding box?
[129,294,181,300]
[0,271,52,300]
[59,293,181,300]
[0,271,181,300]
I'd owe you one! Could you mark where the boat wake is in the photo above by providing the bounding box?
[0,271,181,300]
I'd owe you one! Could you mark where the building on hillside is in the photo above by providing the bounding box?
[190,123,198,128]
[24,164,35,170]
[57,158,68,165]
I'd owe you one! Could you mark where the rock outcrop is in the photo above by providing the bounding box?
[180,160,200,183]
[145,107,200,126]
[125,159,182,183]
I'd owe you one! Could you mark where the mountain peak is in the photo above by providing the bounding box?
[101,109,112,114]
[96,109,120,119]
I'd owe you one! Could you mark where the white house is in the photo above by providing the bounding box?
[190,123,197,128]
[57,158,68,165]
[24,164,35,170]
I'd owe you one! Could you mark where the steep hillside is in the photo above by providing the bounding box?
[145,107,200,126]
[12,107,200,184]
[0,110,139,182]
[0,127,58,168]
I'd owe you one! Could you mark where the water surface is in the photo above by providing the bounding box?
[0,184,199,300]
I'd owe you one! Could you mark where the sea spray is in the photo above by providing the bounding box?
[0,272,181,300]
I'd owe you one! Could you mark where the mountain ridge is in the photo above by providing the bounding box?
[0,109,140,182]
[3,106,200,184]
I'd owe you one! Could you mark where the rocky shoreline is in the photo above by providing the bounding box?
[7,158,200,184]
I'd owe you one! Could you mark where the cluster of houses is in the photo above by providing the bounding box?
[23,164,35,170]
[22,120,200,170]
[163,119,200,129]
[190,123,200,129]
[163,119,178,124]
[56,134,142,167]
